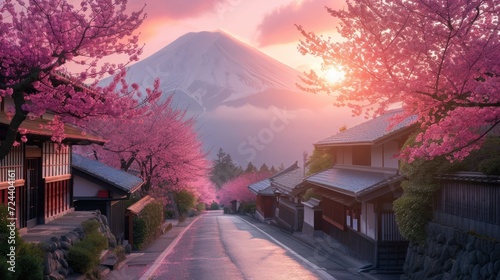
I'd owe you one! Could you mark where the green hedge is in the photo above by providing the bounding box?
[394,135,464,244]
[174,190,196,215]
[0,205,44,280]
[68,220,108,276]
[240,201,256,214]
[209,201,219,210]
[133,201,164,250]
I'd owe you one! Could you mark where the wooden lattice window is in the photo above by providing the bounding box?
[42,142,71,178]
[0,143,24,182]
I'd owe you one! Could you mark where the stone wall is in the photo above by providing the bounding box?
[402,222,500,280]
[40,210,115,280]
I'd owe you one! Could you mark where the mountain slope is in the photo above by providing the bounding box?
[113,31,362,166]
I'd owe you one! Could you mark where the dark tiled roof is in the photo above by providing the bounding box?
[315,109,416,147]
[272,167,305,195]
[0,112,106,145]
[437,171,500,183]
[305,167,402,197]
[72,153,143,193]
[248,178,273,195]
[248,162,300,195]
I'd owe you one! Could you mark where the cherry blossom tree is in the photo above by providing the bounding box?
[187,177,217,205]
[0,0,160,159]
[77,96,209,199]
[217,171,271,206]
[297,0,500,162]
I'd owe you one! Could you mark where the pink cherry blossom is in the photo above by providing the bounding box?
[217,171,272,206]
[0,0,160,159]
[75,96,210,202]
[297,0,500,162]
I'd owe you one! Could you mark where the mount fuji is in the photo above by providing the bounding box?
[112,31,362,166]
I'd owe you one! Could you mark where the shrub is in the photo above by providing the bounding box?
[394,135,462,244]
[210,201,220,210]
[113,245,126,263]
[479,157,500,175]
[0,204,21,257]
[174,189,196,216]
[68,245,98,275]
[133,217,147,250]
[240,202,256,214]
[196,202,206,212]
[164,209,175,219]
[15,242,44,280]
[302,188,320,201]
[133,201,164,250]
[393,186,435,243]
[68,219,108,276]
[0,257,12,280]
[82,219,100,235]
[79,232,108,255]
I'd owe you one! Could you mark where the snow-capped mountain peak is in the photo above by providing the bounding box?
[124,30,302,106]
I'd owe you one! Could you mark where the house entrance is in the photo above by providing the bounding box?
[26,158,42,228]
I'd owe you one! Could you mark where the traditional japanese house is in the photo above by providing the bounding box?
[248,162,299,222]
[305,109,415,271]
[0,96,106,231]
[72,153,144,238]
[272,166,307,232]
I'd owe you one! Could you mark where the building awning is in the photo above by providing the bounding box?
[127,195,155,215]
[305,166,404,203]
[313,188,358,207]
[0,112,106,145]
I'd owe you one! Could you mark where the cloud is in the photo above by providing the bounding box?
[127,0,230,40]
[129,0,229,21]
[256,0,344,47]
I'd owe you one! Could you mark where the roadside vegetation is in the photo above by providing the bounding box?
[395,136,500,243]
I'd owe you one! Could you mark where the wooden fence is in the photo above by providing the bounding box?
[434,177,500,240]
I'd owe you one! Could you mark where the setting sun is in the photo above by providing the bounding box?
[323,67,345,84]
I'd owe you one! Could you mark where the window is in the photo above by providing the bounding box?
[346,208,360,232]
[352,145,371,166]
[42,142,70,178]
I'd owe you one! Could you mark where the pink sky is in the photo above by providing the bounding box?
[128,0,345,71]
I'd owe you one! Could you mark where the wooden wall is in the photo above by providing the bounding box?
[434,178,500,240]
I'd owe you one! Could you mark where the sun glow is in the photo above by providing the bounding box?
[323,66,345,84]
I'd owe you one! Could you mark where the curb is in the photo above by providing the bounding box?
[139,215,202,280]
[238,216,337,280]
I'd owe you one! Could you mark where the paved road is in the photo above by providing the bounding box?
[104,211,396,280]
[147,211,331,280]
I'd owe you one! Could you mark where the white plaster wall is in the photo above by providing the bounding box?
[371,145,383,168]
[335,147,344,165]
[303,206,315,226]
[366,202,376,239]
[73,176,102,197]
[383,141,400,168]
[343,146,353,165]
